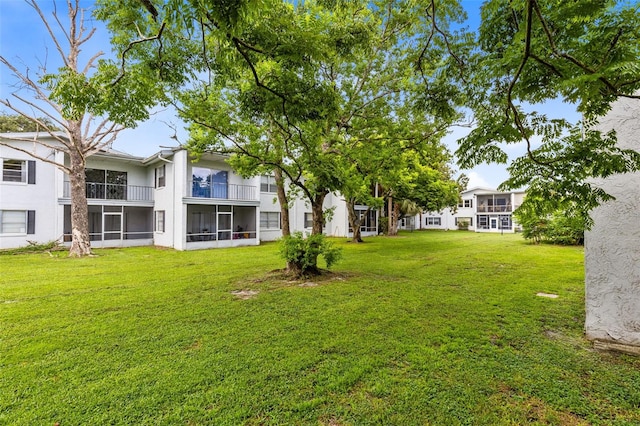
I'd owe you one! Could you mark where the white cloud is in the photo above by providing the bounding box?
[466,171,493,190]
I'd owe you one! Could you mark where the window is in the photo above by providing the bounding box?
[2,159,35,183]
[261,175,277,193]
[85,168,127,199]
[426,217,441,226]
[499,215,512,229]
[154,211,165,232]
[192,167,228,198]
[458,199,473,208]
[0,210,35,234]
[3,159,24,182]
[304,212,313,228]
[455,217,473,226]
[260,211,280,229]
[478,215,488,228]
[155,165,166,188]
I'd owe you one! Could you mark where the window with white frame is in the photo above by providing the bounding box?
[455,217,473,227]
[260,175,277,193]
[2,159,35,183]
[2,159,24,182]
[0,210,35,234]
[155,165,166,188]
[260,211,280,229]
[304,212,313,228]
[154,210,165,232]
[426,217,441,226]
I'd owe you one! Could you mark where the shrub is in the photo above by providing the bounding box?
[279,232,342,277]
[0,240,63,255]
[379,216,389,235]
[514,200,584,245]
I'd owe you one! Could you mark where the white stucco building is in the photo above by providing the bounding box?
[585,96,640,354]
[402,187,525,233]
[0,133,377,250]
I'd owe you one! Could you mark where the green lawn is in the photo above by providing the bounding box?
[1,231,639,425]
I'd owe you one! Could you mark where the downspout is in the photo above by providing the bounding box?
[156,153,173,163]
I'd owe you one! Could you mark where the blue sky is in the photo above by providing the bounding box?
[0,0,578,189]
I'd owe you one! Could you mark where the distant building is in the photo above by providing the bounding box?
[401,187,525,233]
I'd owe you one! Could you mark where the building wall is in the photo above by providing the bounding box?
[414,188,524,233]
[0,140,60,248]
[585,96,640,352]
[84,155,151,187]
[151,157,175,249]
[259,183,282,241]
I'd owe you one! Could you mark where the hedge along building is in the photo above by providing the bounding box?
[585,95,640,355]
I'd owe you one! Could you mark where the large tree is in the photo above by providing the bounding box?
[0,0,160,256]
[97,0,465,249]
[455,0,640,219]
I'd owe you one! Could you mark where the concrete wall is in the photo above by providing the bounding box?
[0,140,61,248]
[585,96,640,354]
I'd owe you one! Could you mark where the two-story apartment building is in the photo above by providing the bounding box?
[144,149,260,250]
[1,133,377,250]
[412,187,525,233]
[0,134,261,250]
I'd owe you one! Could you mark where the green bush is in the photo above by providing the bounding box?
[279,232,342,276]
[514,200,584,245]
[379,216,389,235]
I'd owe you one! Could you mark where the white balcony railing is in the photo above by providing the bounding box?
[189,181,256,201]
[477,205,512,213]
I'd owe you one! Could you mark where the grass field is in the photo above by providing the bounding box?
[1,231,639,425]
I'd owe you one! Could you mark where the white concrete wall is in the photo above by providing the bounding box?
[585,96,640,353]
[0,140,61,248]
[151,158,175,248]
[259,186,283,241]
[84,155,151,187]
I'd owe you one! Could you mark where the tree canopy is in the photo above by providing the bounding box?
[97,0,464,244]
[0,113,60,132]
[456,0,640,221]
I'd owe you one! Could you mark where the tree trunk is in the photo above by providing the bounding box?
[388,199,400,236]
[346,199,364,243]
[68,147,92,257]
[387,196,400,237]
[274,168,290,237]
[311,191,327,236]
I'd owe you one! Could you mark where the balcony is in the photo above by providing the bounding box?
[476,205,512,213]
[188,181,256,201]
[63,181,154,202]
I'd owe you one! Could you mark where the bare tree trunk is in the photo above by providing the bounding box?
[68,146,92,257]
[346,199,364,243]
[274,168,290,237]
[311,191,327,236]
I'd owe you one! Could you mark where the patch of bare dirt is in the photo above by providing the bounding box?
[231,290,259,300]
